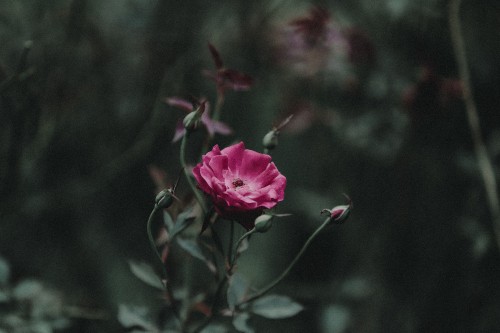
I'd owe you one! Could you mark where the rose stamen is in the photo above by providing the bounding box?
[232,178,245,188]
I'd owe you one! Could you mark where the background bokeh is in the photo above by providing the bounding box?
[1,0,500,332]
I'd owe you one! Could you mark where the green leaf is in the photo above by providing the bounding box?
[128,261,164,290]
[170,209,196,239]
[232,312,254,333]
[200,323,229,333]
[251,295,303,319]
[176,238,206,262]
[117,304,158,331]
[227,273,248,311]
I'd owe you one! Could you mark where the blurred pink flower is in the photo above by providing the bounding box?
[193,142,286,230]
[165,97,233,142]
[270,6,375,77]
[203,43,254,95]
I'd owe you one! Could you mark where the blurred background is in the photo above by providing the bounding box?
[1,0,500,332]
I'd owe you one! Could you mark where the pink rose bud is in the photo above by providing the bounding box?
[192,142,286,230]
[329,205,351,224]
[321,196,352,224]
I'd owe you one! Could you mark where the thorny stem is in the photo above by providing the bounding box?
[449,0,500,251]
[236,217,332,307]
[180,134,207,213]
[146,205,180,321]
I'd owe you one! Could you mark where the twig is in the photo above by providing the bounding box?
[449,0,500,251]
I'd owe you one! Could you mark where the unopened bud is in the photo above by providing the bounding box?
[155,189,174,209]
[262,130,279,150]
[254,214,273,233]
[321,197,352,224]
[182,101,206,132]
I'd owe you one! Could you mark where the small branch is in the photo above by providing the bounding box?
[180,134,207,213]
[228,229,256,275]
[236,217,331,307]
[449,0,500,251]
[146,205,180,321]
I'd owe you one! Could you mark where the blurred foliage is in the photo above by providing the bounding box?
[1,0,500,332]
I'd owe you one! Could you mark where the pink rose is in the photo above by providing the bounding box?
[193,142,286,230]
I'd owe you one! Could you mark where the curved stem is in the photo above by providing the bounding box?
[147,205,165,275]
[228,229,256,274]
[146,205,180,321]
[449,0,500,251]
[180,134,207,213]
[236,217,331,307]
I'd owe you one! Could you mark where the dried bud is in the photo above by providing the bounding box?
[254,214,274,233]
[262,130,279,150]
[155,189,174,209]
[321,196,352,224]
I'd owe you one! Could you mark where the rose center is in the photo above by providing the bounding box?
[232,178,245,188]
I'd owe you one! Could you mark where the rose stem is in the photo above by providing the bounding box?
[449,0,500,251]
[212,90,225,122]
[236,217,332,307]
[226,221,235,271]
[201,91,225,154]
[180,134,207,213]
[146,205,180,321]
[228,229,256,274]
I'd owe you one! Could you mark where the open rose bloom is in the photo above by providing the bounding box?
[193,142,286,230]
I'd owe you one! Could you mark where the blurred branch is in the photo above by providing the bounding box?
[449,0,500,251]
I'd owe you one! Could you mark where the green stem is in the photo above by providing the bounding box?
[228,229,256,274]
[180,134,207,213]
[146,205,180,321]
[449,0,500,252]
[227,221,235,270]
[191,274,228,333]
[236,217,331,307]
[201,92,225,154]
[212,91,225,122]
[147,205,165,275]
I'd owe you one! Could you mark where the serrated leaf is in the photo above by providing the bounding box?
[251,295,303,319]
[232,312,254,333]
[163,211,174,231]
[128,261,164,290]
[176,238,206,262]
[170,209,196,239]
[227,273,248,311]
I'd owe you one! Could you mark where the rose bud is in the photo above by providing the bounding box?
[183,101,207,132]
[262,130,279,150]
[254,214,274,233]
[155,188,175,209]
[321,196,352,224]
